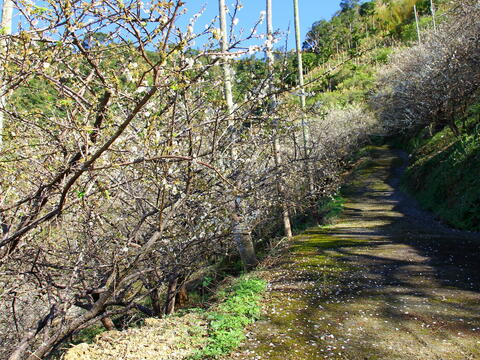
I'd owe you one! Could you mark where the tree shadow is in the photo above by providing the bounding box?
[240,148,480,359]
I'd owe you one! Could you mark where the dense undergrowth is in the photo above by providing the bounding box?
[393,102,480,231]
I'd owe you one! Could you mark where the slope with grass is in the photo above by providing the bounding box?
[395,104,480,231]
[228,146,480,360]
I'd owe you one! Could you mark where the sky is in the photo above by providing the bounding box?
[4,0,343,52]
[180,0,343,51]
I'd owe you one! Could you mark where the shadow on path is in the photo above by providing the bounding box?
[228,146,480,360]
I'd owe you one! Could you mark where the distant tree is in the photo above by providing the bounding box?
[303,20,335,61]
[340,0,360,12]
[372,1,480,135]
[359,1,375,16]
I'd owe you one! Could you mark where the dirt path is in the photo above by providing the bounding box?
[228,146,480,360]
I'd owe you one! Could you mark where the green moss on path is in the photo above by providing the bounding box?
[227,146,480,360]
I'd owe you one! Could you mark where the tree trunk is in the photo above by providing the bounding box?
[16,290,113,360]
[233,222,259,271]
[101,317,116,331]
[274,136,293,238]
[150,287,163,317]
[165,277,178,315]
[175,278,188,308]
[449,121,460,137]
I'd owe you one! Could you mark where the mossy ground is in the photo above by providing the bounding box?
[227,146,480,360]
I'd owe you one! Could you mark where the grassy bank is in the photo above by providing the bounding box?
[190,276,266,359]
[394,103,480,231]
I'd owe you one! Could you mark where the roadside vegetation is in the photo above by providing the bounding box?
[63,276,266,360]
[0,0,478,359]
[190,277,266,359]
[394,104,480,231]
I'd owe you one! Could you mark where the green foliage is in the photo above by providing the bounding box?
[303,1,372,58]
[9,76,60,117]
[190,277,266,359]
[232,56,268,98]
[303,0,453,71]
[301,52,323,73]
[398,15,434,43]
[400,103,480,231]
[309,63,375,107]
[71,324,107,345]
[371,47,393,64]
[201,276,214,288]
[291,192,346,234]
[317,194,345,224]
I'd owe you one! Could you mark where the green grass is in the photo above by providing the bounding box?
[190,276,267,359]
[397,104,480,231]
[70,324,106,345]
[317,194,345,224]
[290,193,346,235]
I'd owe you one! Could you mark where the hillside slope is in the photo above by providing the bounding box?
[397,104,480,231]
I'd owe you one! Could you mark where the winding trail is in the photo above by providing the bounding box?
[229,146,480,360]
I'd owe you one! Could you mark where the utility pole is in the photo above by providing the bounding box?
[293,0,314,194]
[414,4,421,44]
[293,0,308,151]
[430,0,437,33]
[0,0,13,149]
[0,0,13,242]
[266,0,292,238]
[218,0,258,270]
